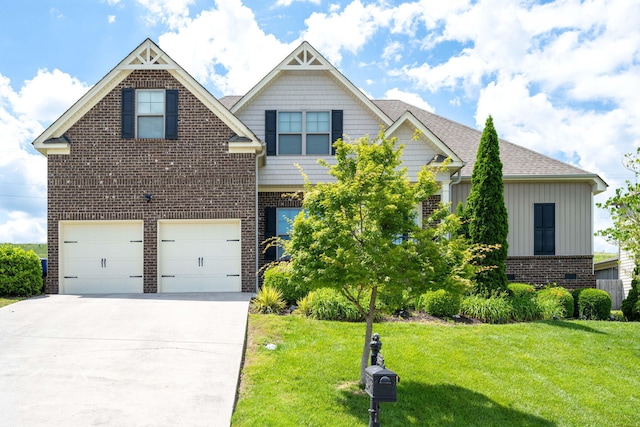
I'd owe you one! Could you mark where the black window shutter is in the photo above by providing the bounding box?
[331,110,343,155]
[121,88,135,139]
[534,203,555,255]
[265,110,277,156]
[264,207,277,260]
[165,89,178,140]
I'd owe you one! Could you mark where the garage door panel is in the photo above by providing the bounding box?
[60,222,143,294]
[159,220,242,293]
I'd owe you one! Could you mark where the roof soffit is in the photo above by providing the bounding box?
[33,39,261,155]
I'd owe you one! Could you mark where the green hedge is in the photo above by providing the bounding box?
[416,289,460,317]
[298,288,364,322]
[0,245,43,297]
[577,288,612,320]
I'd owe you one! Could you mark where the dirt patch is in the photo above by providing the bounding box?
[382,311,483,325]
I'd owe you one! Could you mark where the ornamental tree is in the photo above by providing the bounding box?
[283,131,480,385]
[463,116,509,296]
[597,147,640,274]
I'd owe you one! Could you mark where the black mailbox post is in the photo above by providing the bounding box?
[364,334,399,427]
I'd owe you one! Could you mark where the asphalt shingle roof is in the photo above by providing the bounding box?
[219,95,602,180]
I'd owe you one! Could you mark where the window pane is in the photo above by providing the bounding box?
[307,112,329,132]
[137,90,164,115]
[138,116,164,138]
[306,134,330,155]
[279,112,302,132]
[279,134,302,154]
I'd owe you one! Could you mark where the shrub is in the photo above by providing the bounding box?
[507,283,536,298]
[0,245,43,297]
[610,310,626,322]
[571,288,584,319]
[250,286,286,314]
[460,295,512,324]
[536,297,564,320]
[295,293,314,317]
[302,288,363,322]
[537,287,574,319]
[507,283,541,322]
[577,288,612,320]
[263,263,309,305]
[416,289,460,317]
[620,266,639,321]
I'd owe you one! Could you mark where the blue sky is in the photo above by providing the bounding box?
[1,0,639,252]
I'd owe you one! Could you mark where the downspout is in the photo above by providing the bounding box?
[255,143,267,294]
[449,166,464,210]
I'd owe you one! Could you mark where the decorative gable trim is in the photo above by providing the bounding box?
[385,111,464,172]
[230,42,392,128]
[33,39,261,155]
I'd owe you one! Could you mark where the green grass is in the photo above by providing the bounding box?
[593,252,617,263]
[0,297,24,308]
[0,243,47,258]
[233,315,640,427]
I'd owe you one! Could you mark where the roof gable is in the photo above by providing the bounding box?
[33,39,261,155]
[229,42,391,127]
[385,111,464,171]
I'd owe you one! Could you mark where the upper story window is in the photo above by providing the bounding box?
[534,203,555,255]
[137,90,165,138]
[121,88,178,140]
[277,111,331,155]
[265,109,342,156]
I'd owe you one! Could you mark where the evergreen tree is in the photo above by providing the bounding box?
[464,116,509,295]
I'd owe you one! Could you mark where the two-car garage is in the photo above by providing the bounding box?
[59,220,242,294]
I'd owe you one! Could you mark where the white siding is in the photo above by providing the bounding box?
[451,181,594,256]
[394,123,438,180]
[236,70,383,186]
[620,249,635,298]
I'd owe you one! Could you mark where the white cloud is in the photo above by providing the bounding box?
[301,0,387,65]
[0,212,46,244]
[276,0,321,6]
[0,69,84,243]
[12,69,90,123]
[108,15,116,24]
[135,0,194,28]
[158,0,296,95]
[384,88,434,113]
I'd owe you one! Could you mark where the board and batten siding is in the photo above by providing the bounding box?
[235,70,384,186]
[620,249,635,298]
[451,181,594,256]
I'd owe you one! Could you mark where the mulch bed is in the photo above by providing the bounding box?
[382,311,483,325]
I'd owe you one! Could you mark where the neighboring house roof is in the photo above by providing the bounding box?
[32,39,262,155]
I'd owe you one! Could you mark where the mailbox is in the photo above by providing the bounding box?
[365,365,398,402]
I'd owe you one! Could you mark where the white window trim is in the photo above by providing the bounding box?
[277,111,331,155]
[136,89,166,139]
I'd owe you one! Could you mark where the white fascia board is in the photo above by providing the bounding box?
[496,175,608,194]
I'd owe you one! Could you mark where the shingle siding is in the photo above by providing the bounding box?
[45,70,257,293]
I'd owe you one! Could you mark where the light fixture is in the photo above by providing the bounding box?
[143,193,154,203]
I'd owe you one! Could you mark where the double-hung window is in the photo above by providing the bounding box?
[265,109,342,156]
[121,88,178,139]
[137,90,165,139]
[277,111,330,155]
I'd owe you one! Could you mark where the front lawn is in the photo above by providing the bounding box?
[0,297,24,308]
[232,315,640,427]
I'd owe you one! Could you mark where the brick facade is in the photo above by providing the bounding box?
[506,255,595,289]
[46,70,257,293]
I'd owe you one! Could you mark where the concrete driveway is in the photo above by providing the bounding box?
[0,293,252,427]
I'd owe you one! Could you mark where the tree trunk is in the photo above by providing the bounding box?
[359,286,378,386]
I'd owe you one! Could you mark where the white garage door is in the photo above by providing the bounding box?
[60,221,144,294]
[158,220,242,292]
